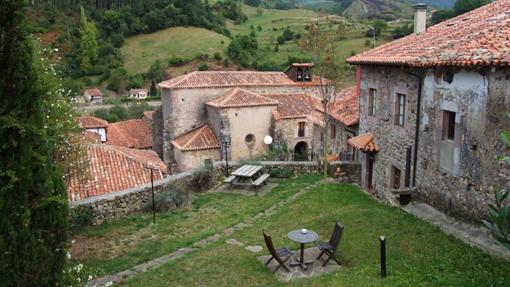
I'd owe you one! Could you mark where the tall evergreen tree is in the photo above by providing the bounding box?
[79,6,99,73]
[150,79,157,97]
[0,0,69,285]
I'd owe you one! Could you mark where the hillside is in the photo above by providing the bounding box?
[343,0,413,20]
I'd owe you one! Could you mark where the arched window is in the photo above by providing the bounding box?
[304,68,311,81]
[297,68,303,81]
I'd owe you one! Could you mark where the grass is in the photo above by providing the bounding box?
[73,176,510,286]
[70,175,321,275]
[120,4,390,79]
[121,27,231,74]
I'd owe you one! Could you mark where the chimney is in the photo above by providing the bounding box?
[413,3,427,34]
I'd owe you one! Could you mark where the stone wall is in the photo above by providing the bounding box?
[213,160,361,182]
[72,160,361,225]
[358,66,420,202]
[358,65,510,222]
[416,67,510,221]
[71,168,215,225]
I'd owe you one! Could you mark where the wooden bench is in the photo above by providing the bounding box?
[224,175,236,183]
[252,174,270,187]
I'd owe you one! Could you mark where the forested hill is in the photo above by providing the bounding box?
[248,0,455,18]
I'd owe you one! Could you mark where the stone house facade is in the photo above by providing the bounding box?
[347,0,510,221]
[154,65,360,171]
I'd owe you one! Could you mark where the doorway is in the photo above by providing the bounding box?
[294,141,308,161]
[366,153,375,191]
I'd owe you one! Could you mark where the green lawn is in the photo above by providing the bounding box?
[121,27,231,74]
[73,176,510,286]
[71,175,321,275]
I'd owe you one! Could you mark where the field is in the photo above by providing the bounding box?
[121,4,386,81]
[121,27,231,74]
[72,176,510,286]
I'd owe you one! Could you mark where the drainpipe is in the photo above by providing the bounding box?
[404,70,423,187]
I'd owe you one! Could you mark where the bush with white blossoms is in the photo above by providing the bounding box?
[35,41,89,188]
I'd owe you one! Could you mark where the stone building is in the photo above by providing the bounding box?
[347,1,510,221]
[154,64,360,171]
[83,88,103,104]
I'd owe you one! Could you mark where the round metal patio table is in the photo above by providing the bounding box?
[287,229,319,270]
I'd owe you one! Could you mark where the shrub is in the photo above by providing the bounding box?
[189,169,213,192]
[198,63,209,71]
[213,52,223,61]
[69,206,94,229]
[269,167,293,179]
[168,57,187,66]
[145,186,186,213]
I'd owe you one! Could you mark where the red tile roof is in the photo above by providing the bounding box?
[84,88,102,96]
[76,116,109,129]
[348,133,380,152]
[171,124,220,151]
[159,71,324,89]
[106,119,152,149]
[328,86,359,126]
[348,0,510,67]
[207,88,278,108]
[68,144,167,200]
[82,131,102,144]
[266,94,322,120]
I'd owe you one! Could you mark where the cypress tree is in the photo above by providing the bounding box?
[150,78,157,97]
[0,0,69,285]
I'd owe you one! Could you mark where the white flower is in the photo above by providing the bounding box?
[88,275,93,281]
[105,281,113,286]
[66,251,71,259]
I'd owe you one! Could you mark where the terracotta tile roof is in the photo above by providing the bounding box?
[129,88,148,94]
[348,133,380,152]
[68,144,166,201]
[141,111,154,121]
[84,88,102,96]
[266,94,322,119]
[328,86,359,126]
[76,116,109,129]
[207,88,278,108]
[82,131,102,144]
[347,0,510,67]
[171,124,220,151]
[159,71,324,89]
[106,119,152,149]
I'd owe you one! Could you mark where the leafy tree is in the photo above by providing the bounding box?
[282,26,294,41]
[392,23,414,39]
[227,34,258,66]
[146,60,166,82]
[128,74,144,89]
[432,0,490,24]
[79,7,99,73]
[245,0,261,7]
[336,22,347,40]
[454,0,490,15]
[366,19,387,37]
[0,0,69,284]
[277,35,285,45]
[299,20,343,181]
[299,20,343,221]
[198,63,209,71]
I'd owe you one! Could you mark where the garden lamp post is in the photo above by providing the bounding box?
[264,135,273,160]
[222,139,231,176]
[368,25,377,48]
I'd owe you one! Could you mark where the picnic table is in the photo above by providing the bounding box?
[224,165,270,188]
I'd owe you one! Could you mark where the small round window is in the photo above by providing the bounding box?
[245,134,255,144]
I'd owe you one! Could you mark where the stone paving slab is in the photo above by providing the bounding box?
[403,202,510,261]
[256,248,342,282]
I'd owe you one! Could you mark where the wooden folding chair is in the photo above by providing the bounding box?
[263,231,294,273]
[315,222,344,267]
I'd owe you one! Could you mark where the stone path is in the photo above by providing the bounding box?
[402,202,510,261]
[87,179,326,286]
[256,247,342,282]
